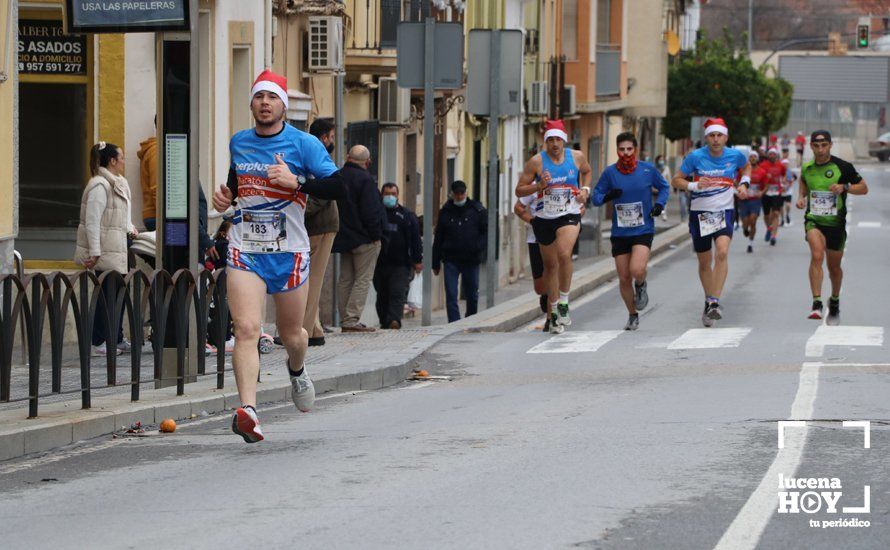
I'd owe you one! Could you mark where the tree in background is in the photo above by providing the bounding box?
[664,33,793,145]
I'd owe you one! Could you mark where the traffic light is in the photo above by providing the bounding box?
[857,21,870,49]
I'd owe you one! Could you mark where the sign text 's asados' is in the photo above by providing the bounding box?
[17,20,87,76]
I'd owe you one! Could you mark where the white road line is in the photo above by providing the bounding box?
[713,363,818,550]
[804,325,884,357]
[527,331,623,354]
[802,361,890,368]
[857,221,882,228]
[667,328,751,350]
[518,239,686,332]
[0,390,370,475]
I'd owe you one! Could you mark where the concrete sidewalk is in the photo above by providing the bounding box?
[0,224,690,462]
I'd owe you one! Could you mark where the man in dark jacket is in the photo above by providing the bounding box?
[374,183,422,329]
[332,145,385,332]
[432,180,488,322]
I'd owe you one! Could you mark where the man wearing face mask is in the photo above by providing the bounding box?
[432,180,488,322]
[373,183,422,329]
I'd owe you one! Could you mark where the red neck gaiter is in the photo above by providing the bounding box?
[617,153,638,175]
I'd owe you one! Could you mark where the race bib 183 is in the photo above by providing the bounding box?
[242,210,287,253]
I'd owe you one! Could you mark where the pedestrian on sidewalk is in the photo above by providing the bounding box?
[137,121,158,231]
[74,141,137,356]
[302,118,340,346]
[374,183,422,329]
[433,180,488,323]
[333,145,385,332]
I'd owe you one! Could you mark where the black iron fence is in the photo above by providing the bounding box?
[0,268,231,418]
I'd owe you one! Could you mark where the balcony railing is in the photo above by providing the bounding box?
[596,44,621,97]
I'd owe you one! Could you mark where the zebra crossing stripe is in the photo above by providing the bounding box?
[805,325,884,357]
[667,328,752,350]
[527,331,623,354]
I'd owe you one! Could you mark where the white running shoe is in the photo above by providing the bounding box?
[91,343,122,357]
[290,366,316,412]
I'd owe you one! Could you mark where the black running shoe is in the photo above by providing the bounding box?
[706,301,723,320]
[634,281,649,310]
[827,298,840,326]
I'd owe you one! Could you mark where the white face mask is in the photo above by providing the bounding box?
[453,198,467,207]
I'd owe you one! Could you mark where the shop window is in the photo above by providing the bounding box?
[19,83,87,228]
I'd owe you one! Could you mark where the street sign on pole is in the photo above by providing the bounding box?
[396,19,464,326]
[465,29,523,309]
[396,22,464,90]
[466,29,523,117]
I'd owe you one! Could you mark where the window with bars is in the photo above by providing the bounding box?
[347,120,381,184]
[381,0,400,48]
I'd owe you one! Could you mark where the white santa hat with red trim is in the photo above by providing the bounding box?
[703,117,728,136]
[543,119,568,142]
[251,69,288,109]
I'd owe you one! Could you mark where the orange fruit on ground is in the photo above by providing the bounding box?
[159,419,177,433]
[415,370,429,378]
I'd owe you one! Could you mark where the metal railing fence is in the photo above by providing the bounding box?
[0,268,231,418]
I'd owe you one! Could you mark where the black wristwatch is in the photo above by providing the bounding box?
[843,182,851,192]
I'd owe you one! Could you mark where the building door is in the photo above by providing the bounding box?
[16,13,91,261]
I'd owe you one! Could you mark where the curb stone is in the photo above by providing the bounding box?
[0,224,690,462]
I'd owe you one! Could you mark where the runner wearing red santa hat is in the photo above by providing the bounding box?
[671,118,750,327]
[515,120,593,333]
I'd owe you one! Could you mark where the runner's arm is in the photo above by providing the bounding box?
[591,170,614,206]
[515,156,544,197]
[796,173,809,209]
[671,169,694,191]
[298,171,346,200]
[652,167,670,207]
[836,161,868,196]
[513,199,533,224]
[574,150,593,203]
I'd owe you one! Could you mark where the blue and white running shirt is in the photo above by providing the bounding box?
[679,147,747,211]
[228,124,337,254]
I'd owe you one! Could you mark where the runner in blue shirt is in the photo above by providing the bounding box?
[671,118,750,327]
[593,132,670,330]
[213,70,345,443]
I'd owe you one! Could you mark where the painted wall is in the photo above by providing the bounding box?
[0,0,17,244]
[124,33,157,230]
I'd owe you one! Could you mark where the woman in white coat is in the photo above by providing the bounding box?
[74,142,137,356]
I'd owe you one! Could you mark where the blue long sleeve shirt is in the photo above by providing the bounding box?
[593,161,670,237]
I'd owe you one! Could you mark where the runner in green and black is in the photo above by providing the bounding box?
[796,130,868,325]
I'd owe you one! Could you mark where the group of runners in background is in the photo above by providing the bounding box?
[515,118,867,333]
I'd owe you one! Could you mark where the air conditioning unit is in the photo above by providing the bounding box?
[379,77,410,125]
[528,81,549,115]
[561,84,577,116]
[308,16,344,72]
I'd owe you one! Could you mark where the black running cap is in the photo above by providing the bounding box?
[811,130,832,143]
